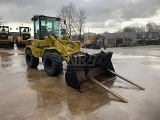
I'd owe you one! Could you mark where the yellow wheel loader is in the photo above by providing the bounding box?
[82,34,105,49]
[0,26,14,47]
[25,15,144,103]
[16,26,31,47]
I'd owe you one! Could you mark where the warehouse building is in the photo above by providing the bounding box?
[104,32,137,47]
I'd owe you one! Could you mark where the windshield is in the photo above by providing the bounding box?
[20,27,29,33]
[40,17,60,38]
[0,26,9,32]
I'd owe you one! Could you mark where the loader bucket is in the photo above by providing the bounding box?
[65,51,116,92]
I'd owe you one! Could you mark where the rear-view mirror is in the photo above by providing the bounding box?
[31,16,38,21]
[64,20,66,25]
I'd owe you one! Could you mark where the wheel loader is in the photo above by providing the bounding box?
[0,26,14,47]
[82,34,105,49]
[16,26,31,47]
[25,15,144,103]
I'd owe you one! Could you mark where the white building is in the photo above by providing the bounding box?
[136,30,160,45]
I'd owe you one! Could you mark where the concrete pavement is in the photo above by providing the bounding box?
[0,45,160,120]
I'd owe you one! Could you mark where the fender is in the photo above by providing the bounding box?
[25,45,44,58]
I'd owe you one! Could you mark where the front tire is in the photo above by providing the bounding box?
[44,52,63,76]
[25,49,39,68]
[9,42,14,48]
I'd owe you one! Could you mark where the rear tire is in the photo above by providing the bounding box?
[16,40,21,47]
[25,49,39,68]
[10,42,14,48]
[44,52,63,76]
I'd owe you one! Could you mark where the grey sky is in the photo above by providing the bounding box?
[0,0,160,32]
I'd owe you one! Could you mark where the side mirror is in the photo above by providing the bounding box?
[31,16,38,21]
[61,29,66,35]
[10,28,12,30]
[30,28,31,31]
[16,28,18,30]
[64,20,66,25]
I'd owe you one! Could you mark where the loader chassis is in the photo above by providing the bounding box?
[0,26,14,47]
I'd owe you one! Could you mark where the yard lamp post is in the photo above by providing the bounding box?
[115,36,116,47]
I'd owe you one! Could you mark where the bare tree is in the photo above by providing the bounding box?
[118,22,160,33]
[123,26,136,32]
[130,26,145,33]
[136,26,146,33]
[58,3,77,38]
[146,22,157,32]
[58,3,87,41]
[155,24,160,31]
[75,9,87,41]
[122,26,146,33]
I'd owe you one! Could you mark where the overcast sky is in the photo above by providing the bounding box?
[0,0,160,34]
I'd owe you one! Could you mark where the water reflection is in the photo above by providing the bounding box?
[0,52,13,68]
[26,67,121,116]
[26,68,64,109]
[65,79,120,115]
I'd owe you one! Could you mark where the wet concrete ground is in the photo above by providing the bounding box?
[0,45,160,120]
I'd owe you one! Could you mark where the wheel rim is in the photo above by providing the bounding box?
[46,58,52,70]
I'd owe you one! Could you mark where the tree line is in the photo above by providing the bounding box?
[118,22,160,33]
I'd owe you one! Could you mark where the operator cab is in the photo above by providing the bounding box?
[0,26,10,39]
[0,26,9,33]
[31,15,61,40]
[18,27,31,40]
[19,27,30,35]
